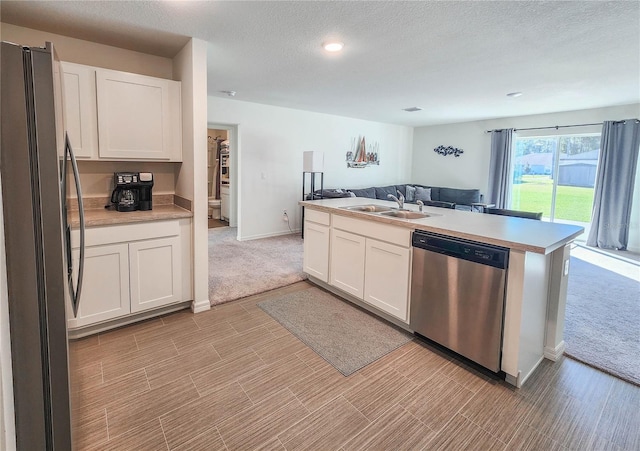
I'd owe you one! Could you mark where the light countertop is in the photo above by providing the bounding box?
[70,204,192,228]
[300,197,584,254]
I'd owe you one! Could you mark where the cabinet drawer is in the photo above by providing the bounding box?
[72,220,180,248]
[332,214,410,247]
[305,209,330,226]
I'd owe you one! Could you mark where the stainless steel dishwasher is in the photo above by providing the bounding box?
[410,231,509,372]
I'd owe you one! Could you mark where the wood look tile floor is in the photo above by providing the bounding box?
[70,281,640,450]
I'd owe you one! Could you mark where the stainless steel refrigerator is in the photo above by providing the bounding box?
[1,41,85,450]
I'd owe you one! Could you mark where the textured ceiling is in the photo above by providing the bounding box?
[1,1,639,126]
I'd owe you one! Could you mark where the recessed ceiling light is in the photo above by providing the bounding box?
[220,90,236,97]
[323,41,344,52]
[506,92,523,98]
[403,107,423,112]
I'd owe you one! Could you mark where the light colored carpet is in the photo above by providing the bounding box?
[565,255,640,386]
[208,227,307,305]
[258,287,413,376]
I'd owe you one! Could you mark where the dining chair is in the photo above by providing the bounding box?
[485,208,543,220]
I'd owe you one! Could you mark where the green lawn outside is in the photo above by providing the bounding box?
[511,175,594,223]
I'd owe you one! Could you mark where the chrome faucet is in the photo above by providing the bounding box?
[416,200,424,212]
[387,190,405,209]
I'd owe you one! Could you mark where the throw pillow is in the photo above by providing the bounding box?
[405,185,416,202]
[415,187,432,202]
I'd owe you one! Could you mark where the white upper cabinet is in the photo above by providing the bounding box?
[61,62,98,159]
[96,69,182,161]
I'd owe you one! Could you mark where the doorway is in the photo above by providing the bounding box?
[206,128,228,229]
[206,124,238,230]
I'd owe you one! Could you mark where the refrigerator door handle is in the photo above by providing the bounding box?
[66,133,84,317]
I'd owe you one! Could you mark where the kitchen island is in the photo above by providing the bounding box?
[299,197,584,387]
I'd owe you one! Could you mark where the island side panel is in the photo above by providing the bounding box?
[502,250,525,384]
[517,251,550,386]
[544,243,571,360]
[502,250,551,387]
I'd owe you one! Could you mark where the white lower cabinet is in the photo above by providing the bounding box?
[129,236,182,313]
[69,243,130,328]
[303,221,330,282]
[330,229,366,299]
[363,239,411,322]
[68,219,190,330]
[307,213,411,323]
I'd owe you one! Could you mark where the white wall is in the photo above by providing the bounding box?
[0,23,173,78]
[412,104,640,195]
[412,104,640,251]
[173,38,210,312]
[207,97,414,240]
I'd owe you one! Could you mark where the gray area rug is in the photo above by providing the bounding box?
[208,227,307,305]
[258,287,413,376]
[565,256,640,386]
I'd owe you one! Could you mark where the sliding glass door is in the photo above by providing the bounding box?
[511,134,601,224]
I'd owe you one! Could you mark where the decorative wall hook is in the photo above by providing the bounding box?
[433,145,464,157]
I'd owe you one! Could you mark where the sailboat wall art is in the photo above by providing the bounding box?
[346,136,380,168]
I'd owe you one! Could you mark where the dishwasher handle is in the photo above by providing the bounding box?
[412,231,509,270]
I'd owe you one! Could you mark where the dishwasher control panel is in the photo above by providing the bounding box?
[412,231,509,269]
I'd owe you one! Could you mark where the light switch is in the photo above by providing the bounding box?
[261,172,266,180]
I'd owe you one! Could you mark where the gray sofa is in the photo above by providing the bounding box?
[309,184,481,210]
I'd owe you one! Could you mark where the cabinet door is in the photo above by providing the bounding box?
[95,69,181,160]
[221,187,230,220]
[303,221,330,282]
[67,243,130,329]
[129,236,182,313]
[61,62,98,159]
[364,239,411,322]
[330,229,366,299]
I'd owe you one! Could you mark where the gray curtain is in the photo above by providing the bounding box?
[487,129,514,208]
[587,119,640,249]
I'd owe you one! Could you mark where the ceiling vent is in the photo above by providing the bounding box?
[403,107,423,112]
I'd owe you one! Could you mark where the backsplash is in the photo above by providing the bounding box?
[68,193,175,211]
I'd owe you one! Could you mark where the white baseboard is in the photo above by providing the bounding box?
[68,301,191,339]
[191,298,211,313]
[505,371,521,388]
[544,341,566,361]
[238,229,301,241]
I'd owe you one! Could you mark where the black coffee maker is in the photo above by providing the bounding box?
[110,172,154,212]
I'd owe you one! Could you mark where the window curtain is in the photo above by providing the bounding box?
[487,129,514,209]
[587,119,640,249]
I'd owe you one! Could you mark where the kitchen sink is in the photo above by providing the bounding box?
[378,210,431,219]
[341,205,393,213]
